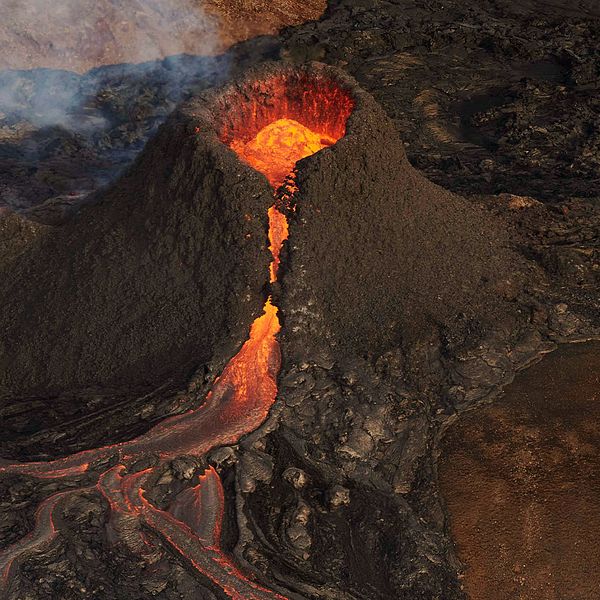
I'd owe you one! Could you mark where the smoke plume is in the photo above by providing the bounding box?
[0,0,230,211]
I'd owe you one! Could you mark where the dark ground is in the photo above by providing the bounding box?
[1,1,599,599]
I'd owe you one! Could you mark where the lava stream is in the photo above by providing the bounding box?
[0,116,338,598]
[0,488,94,585]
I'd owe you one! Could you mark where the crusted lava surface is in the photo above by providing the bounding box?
[1,4,600,600]
[1,0,599,216]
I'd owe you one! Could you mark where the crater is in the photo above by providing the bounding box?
[219,71,354,189]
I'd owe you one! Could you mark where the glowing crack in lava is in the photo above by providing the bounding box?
[232,118,336,284]
[0,81,352,598]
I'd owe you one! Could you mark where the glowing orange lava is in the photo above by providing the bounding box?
[227,117,337,384]
[232,117,336,282]
[268,206,288,283]
[231,118,336,190]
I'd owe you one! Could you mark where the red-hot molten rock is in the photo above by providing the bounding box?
[230,118,336,190]
[231,117,337,282]
[225,77,354,282]
[225,108,350,394]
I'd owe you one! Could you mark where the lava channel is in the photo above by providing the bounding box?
[0,105,348,598]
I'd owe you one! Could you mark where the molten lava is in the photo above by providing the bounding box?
[225,117,337,401]
[268,206,288,283]
[233,117,337,283]
[0,80,352,599]
[231,118,336,190]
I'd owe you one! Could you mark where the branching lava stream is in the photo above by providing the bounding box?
[0,115,342,598]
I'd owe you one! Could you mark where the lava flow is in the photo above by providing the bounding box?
[0,83,351,599]
[232,118,336,283]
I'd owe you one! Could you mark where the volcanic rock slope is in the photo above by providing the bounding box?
[0,2,600,600]
[0,110,275,450]
[1,59,599,600]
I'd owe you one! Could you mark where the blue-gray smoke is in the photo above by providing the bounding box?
[0,0,233,212]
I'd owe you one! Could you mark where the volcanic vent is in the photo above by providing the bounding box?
[220,69,354,283]
[0,66,355,599]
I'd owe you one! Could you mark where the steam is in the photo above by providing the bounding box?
[0,0,228,128]
[0,0,231,211]
[2,0,225,70]
[0,69,88,131]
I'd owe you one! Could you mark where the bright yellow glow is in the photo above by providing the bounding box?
[230,118,335,190]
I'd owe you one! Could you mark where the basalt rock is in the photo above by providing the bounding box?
[278,65,532,358]
[204,64,600,600]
